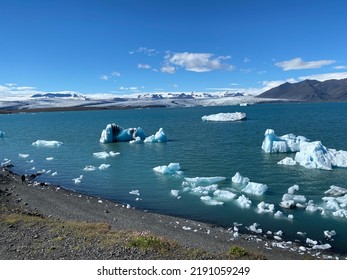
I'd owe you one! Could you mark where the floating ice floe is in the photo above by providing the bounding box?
[153,163,182,175]
[83,165,97,171]
[46,157,54,161]
[72,175,83,184]
[242,182,268,196]
[144,128,167,143]
[262,129,347,170]
[231,172,268,196]
[129,190,140,196]
[32,140,63,147]
[324,185,347,197]
[170,190,180,197]
[93,151,120,159]
[19,153,30,158]
[213,189,237,201]
[100,123,146,143]
[184,176,226,185]
[280,185,307,209]
[248,223,262,234]
[236,195,252,208]
[257,201,275,214]
[191,184,219,196]
[324,230,336,240]
[200,195,224,206]
[231,172,250,185]
[98,163,110,170]
[201,112,246,122]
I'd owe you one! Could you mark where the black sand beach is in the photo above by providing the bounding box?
[1,166,343,260]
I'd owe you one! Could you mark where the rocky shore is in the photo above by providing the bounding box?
[0,166,342,260]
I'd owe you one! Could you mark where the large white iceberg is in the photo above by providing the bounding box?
[100,123,146,143]
[32,140,63,147]
[261,129,308,153]
[201,112,246,122]
[262,129,347,170]
[231,172,250,185]
[295,141,347,170]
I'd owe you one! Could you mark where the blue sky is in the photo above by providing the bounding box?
[1,0,347,98]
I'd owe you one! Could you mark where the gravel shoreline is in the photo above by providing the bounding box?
[1,167,343,260]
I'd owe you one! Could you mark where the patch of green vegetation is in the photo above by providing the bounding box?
[228,245,249,258]
[127,233,176,252]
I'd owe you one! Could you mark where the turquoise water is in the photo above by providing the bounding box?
[1,102,347,253]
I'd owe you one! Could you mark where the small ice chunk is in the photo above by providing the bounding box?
[277,157,297,165]
[184,176,226,185]
[51,171,58,176]
[248,223,262,234]
[312,244,331,250]
[153,163,181,175]
[32,140,63,147]
[182,226,191,231]
[324,230,336,239]
[236,195,252,208]
[109,151,120,157]
[46,157,54,161]
[274,211,284,218]
[280,200,296,209]
[191,184,219,195]
[231,172,250,185]
[129,190,140,196]
[242,182,268,196]
[288,214,294,219]
[288,184,300,195]
[306,238,318,246]
[324,185,347,197]
[170,190,180,197]
[213,190,237,201]
[83,165,97,171]
[93,151,111,159]
[200,195,224,206]
[144,128,167,143]
[257,201,275,213]
[129,136,142,144]
[98,164,110,170]
[72,175,83,184]
[19,154,30,158]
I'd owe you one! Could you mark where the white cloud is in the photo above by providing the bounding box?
[138,64,151,69]
[130,47,159,56]
[166,52,234,73]
[275,57,335,71]
[333,65,347,70]
[111,71,121,77]
[99,74,109,81]
[160,65,176,74]
[299,72,347,81]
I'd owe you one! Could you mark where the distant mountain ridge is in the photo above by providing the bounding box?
[259,78,347,101]
[31,93,88,100]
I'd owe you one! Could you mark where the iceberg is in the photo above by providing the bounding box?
[32,140,63,147]
[242,182,268,196]
[213,189,237,201]
[153,163,182,175]
[200,195,224,206]
[93,151,119,159]
[184,176,226,186]
[98,163,110,170]
[99,123,146,143]
[19,154,30,159]
[280,185,307,209]
[324,185,347,197]
[257,201,275,214]
[295,141,347,170]
[236,195,252,208]
[144,128,167,143]
[261,129,308,153]
[262,129,347,170]
[201,112,246,122]
[83,165,97,171]
[190,184,219,195]
[231,172,250,185]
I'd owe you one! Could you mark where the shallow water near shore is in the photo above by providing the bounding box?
[1,102,347,254]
